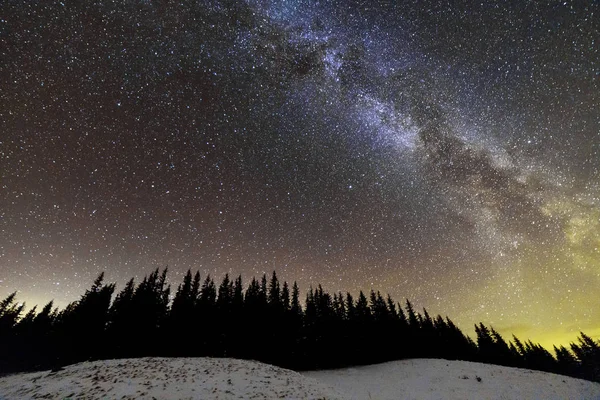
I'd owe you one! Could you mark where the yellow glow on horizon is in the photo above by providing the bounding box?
[446,195,600,354]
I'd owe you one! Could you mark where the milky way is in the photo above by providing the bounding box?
[1,0,598,347]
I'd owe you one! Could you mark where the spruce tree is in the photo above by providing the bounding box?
[55,273,115,364]
[216,274,234,355]
[386,295,398,319]
[229,275,244,357]
[169,270,197,356]
[345,293,355,321]
[192,271,201,300]
[260,274,268,305]
[199,275,217,306]
[355,291,370,322]
[405,299,419,329]
[403,299,420,357]
[475,323,496,364]
[281,281,290,312]
[490,327,515,366]
[198,275,217,355]
[571,332,600,382]
[268,271,281,309]
[107,278,135,357]
[555,345,578,377]
[232,275,244,310]
[290,282,302,317]
[353,291,372,364]
[0,292,24,336]
[217,273,233,311]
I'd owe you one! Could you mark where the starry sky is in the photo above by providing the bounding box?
[1,0,598,348]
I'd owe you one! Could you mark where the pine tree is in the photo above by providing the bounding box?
[383,295,408,360]
[314,285,333,321]
[555,345,578,377]
[245,277,260,306]
[355,291,370,322]
[290,282,302,317]
[199,275,217,306]
[333,292,347,321]
[403,299,420,357]
[0,293,17,314]
[169,270,198,356]
[397,303,408,327]
[304,286,316,325]
[512,334,526,357]
[370,291,388,323]
[571,332,600,382]
[386,295,398,319]
[475,323,496,364]
[27,301,57,370]
[171,270,193,318]
[281,281,290,311]
[443,317,476,361]
[192,271,201,300]
[217,273,233,311]
[232,275,244,310]
[405,299,419,329]
[0,292,24,336]
[490,327,515,366]
[228,275,244,358]
[0,291,24,370]
[118,268,170,357]
[107,278,136,357]
[56,273,115,364]
[198,275,217,355]
[268,271,281,309]
[345,293,355,321]
[260,274,268,305]
[215,274,234,355]
[524,340,557,372]
[353,291,372,364]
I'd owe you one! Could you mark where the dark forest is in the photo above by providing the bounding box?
[1,269,598,383]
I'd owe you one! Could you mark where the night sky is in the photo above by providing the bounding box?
[1,1,598,348]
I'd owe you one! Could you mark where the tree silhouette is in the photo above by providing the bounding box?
[555,344,578,377]
[290,282,302,318]
[571,332,600,381]
[281,281,290,311]
[268,271,281,309]
[1,269,599,383]
[106,277,135,357]
[197,274,217,355]
[169,270,199,356]
[55,273,115,365]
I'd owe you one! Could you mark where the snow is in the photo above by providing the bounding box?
[1,357,599,400]
[0,357,344,400]
[305,358,600,400]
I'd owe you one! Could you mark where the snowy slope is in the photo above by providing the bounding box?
[1,357,600,400]
[0,357,344,400]
[305,358,600,400]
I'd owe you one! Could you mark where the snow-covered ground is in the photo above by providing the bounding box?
[305,358,600,400]
[0,357,344,400]
[1,357,599,400]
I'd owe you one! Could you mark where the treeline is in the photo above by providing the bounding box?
[0,269,599,383]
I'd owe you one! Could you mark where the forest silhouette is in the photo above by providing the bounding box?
[1,268,598,383]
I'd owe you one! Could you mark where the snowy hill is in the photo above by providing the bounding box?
[0,358,344,400]
[1,357,599,400]
[306,358,600,400]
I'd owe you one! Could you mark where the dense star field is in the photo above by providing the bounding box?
[1,1,598,348]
